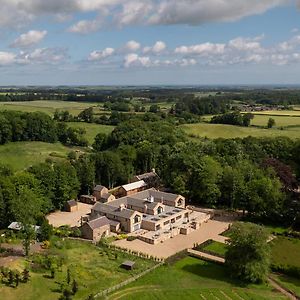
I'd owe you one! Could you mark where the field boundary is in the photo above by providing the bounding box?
[94,262,164,299]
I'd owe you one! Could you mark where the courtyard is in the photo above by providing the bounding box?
[46,203,93,227]
[112,217,232,259]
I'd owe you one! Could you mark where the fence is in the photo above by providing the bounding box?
[94,262,164,299]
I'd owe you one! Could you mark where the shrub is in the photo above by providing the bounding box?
[126,236,137,242]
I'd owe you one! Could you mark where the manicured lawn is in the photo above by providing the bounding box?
[67,122,114,144]
[108,257,285,300]
[273,274,300,297]
[202,241,228,257]
[271,236,300,268]
[0,141,76,171]
[0,100,100,116]
[0,239,156,300]
[182,123,300,139]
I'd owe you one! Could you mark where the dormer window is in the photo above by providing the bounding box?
[157,206,164,214]
[134,215,141,224]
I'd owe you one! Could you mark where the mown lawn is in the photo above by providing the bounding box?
[203,241,228,257]
[273,274,300,297]
[0,239,156,300]
[182,123,300,139]
[0,141,76,171]
[271,236,300,268]
[108,257,285,300]
[67,122,114,144]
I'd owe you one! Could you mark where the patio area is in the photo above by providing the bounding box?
[112,217,232,259]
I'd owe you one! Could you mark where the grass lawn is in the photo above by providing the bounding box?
[202,241,228,257]
[0,100,100,116]
[271,236,300,268]
[108,257,286,300]
[0,239,156,300]
[182,123,300,139]
[250,115,300,127]
[249,110,300,117]
[272,274,300,297]
[67,122,114,144]
[0,141,76,171]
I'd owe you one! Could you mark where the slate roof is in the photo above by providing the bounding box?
[67,200,78,207]
[101,193,114,200]
[92,202,137,219]
[94,185,107,192]
[135,171,159,181]
[86,216,110,230]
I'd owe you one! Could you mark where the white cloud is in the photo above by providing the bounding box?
[124,53,151,68]
[228,36,264,52]
[88,48,115,61]
[0,52,16,65]
[175,42,226,56]
[11,30,47,48]
[0,0,295,31]
[19,48,69,64]
[143,41,167,54]
[124,40,141,52]
[68,19,102,34]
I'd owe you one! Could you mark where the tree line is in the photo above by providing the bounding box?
[0,110,88,146]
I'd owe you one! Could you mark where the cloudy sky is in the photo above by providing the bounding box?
[0,0,299,85]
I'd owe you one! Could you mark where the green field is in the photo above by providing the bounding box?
[203,241,228,257]
[0,101,101,116]
[67,122,114,144]
[108,257,285,300]
[271,236,300,269]
[0,239,156,300]
[273,274,300,297]
[0,141,76,171]
[182,123,300,139]
[250,110,300,117]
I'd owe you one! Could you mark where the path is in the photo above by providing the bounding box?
[187,249,225,263]
[268,277,298,300]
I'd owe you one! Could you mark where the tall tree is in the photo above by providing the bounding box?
[225,222,270,283]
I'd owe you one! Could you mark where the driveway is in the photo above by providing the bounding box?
[113,219,231,259]
[46,203,93,227]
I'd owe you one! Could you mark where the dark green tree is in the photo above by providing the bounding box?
[225,222,270,283]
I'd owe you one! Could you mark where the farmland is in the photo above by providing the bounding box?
[182,123,300,139]
[0,142,76,171]
[67,122,114,144]
[0,101,102,116]
[108,256,285,300]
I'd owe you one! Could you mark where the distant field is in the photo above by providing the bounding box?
[250,110,300,116]
[251,115,300,127]
[0,142,75,171]
[67,122,114,144]
[0,100,102,116]
[182,123,300,139]
[110,257,285,300]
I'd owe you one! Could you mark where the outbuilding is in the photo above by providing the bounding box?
[65,200,78,212]
[121,260,135,270]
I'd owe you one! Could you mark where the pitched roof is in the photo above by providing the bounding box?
[67,200,78,207]
[92,202,137,219]
[101,193,113,200]
[121,180,147,192]
[86,216,110,230]
[94,185,107,192]
[136,171,159,180]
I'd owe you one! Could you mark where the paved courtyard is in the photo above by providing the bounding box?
[112,218,232,259]
[46,203,93,227]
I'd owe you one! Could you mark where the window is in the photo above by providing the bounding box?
[176,215,182,220]
[157,206,164,214]
[134,215,141,224]
[177,199,183,206]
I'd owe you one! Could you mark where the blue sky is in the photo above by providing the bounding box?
[0,0,299,85]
